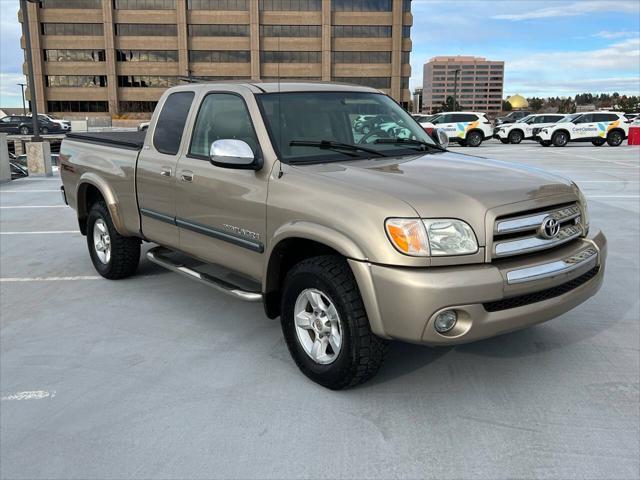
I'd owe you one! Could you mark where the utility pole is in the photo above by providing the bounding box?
[452,69,460,112]
[19,0,41,141]
[17,83,26,115]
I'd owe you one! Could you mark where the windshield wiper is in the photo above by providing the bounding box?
[289,140,388,158]
[373,138,447,152]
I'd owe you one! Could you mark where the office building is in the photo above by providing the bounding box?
[19,0,413,117]
[422,55,504,113]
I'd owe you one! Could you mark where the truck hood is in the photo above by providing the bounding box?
[298,151,576,242]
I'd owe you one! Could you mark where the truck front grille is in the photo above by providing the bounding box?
[492,203,583,259]
[483,266,599,312]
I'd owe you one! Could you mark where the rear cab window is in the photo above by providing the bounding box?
[153,91,195,155]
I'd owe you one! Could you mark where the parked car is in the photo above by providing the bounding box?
[495,110,531,126]
[623,113,639,122]
[0,115,61,135]
[29,113,71,131]
[420,111,494,146]
[7,153,28,179]
[495,113,566,144]
[60,82,606,389]
[537,111,628,147]
[412,114,435,124]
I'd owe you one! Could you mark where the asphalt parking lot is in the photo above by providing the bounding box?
[1,140,639,479]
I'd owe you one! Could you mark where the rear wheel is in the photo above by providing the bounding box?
[508,130,524,144]
[86,201,140,279]
[19,126,29,135]
[552,131,569,147]
[41,127,49,134]
[281,255,387,390]
[607,130,624,147]
[466,131,483,147]
[592,138,606,146]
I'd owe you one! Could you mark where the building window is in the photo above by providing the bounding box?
[188,24,249,36]
[401,77,409,89]
[40,0,101,8]
[46,75,107,87]
[260,25,321,37]
[189,76,251,81]
[119,101,158,113]
[189,50,250,62]
[332,51,391,64]
[188,0,248,8]
[401,51,410,64]
[44,49,105,62]
[260,51,321,63]
[47,101,109,112]
[41,23,103,36]
[402,25,411,37]
[115,24,177,36]
[118,76,179,87]
[114,0,176,8]
[403,0,411,11]
[259,0,321,10]
[332,26,391,38]
[332,77,391,89]
[260,77,321,81]
[332,0,391,11]
[116,50,178,62]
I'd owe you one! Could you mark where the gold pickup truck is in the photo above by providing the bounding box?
[60,82,606,389]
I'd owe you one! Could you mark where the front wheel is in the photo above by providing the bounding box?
[41,127,49,134]
[19,126,29,135]
[607,130,624,147]
[281,256,387,390]
[552,131,569,147]
[466,131,483,147]
[86,201,140,279]
[508,130,524,144]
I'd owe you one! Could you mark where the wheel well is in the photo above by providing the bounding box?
[608,128,625,138]
[263,238,342,319]
[467,128,484,138]
[509,128,524,136]
[77,183,105,235]
[552,129,570,139]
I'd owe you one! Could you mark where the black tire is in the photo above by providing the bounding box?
[466,130,483,147]
[540,140,551,147]
[592,138,606,146]
[552,131,569,147]
[607,130,624,147]
[499,138,509,144]
[86,201,140,279]
[281,255,388,390]
[508,129,524,144]
[19,126,29,135]
[41,127,49,134]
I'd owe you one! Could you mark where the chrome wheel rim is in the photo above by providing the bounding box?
[294,288,343,365]
[93,219,111,264]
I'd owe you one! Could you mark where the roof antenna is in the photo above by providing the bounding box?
[277,34,284,179]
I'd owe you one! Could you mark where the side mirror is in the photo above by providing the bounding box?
[209,139,261,170]
[433,128,450,148]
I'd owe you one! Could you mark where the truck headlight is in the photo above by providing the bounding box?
[385,218,478,256]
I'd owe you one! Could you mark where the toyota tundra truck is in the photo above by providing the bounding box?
[59,82,607,389]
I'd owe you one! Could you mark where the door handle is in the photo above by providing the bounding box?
[180,171,194,183]
[160,167,172,177]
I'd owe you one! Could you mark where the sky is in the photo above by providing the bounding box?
[0,0,639,107]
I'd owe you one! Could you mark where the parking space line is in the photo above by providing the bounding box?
[0,190,61,193]
[1,391,56,401]
[0,276,101,282]
[0,231,80,235]
[588,195,640,198]
[0,206,66,209]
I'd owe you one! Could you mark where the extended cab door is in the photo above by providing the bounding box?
[137,90,195,249]
[174,90,268,281]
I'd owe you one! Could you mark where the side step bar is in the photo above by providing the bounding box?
[146,247,263,302]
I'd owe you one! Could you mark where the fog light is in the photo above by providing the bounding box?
[434,310,457,333]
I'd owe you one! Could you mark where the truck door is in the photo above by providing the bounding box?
[137,90,195,249]
[174,91,268,282]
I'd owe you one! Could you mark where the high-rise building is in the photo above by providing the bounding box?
[18,0,413,117]
[422,56,504,113]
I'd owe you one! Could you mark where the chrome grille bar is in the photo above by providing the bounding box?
[494,224,583,258]
[495,204,580,235]
[506,247,597,284]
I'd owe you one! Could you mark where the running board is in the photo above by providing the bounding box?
[146,247,263,302]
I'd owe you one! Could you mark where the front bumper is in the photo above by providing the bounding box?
[350,230,606,346]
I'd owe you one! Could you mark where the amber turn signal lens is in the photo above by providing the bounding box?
[385,219,430,256]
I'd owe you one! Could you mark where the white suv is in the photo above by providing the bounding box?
[421,112,493,147]
[495,113,566,144]
[538,111,628,147]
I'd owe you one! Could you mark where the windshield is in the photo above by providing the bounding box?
[518,115,535,124]
[256,91,437,164]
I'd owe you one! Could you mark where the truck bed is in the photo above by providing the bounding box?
[65,131,146,151]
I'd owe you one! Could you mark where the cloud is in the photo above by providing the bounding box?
[592,30,640,39]
[493,1,639,21]
[0,73,27,108]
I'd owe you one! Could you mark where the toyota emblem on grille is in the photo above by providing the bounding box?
[540,217,560,239]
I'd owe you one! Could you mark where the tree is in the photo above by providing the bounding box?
[502,100,512,111]
[557,98,576,114]
[528,97,544,111]
[441,95,460,112]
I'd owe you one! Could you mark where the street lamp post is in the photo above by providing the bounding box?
[17,83,26,115]
[452,69,460,112]
[19,0,41,141]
